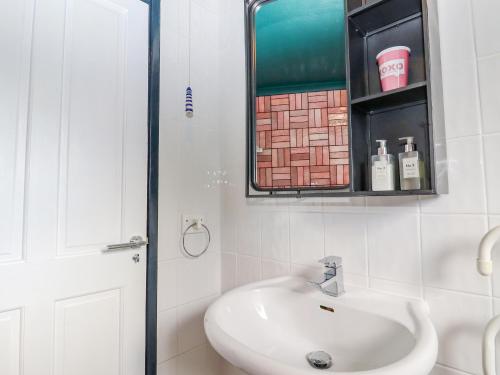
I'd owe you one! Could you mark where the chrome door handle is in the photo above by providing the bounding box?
[105,236,148,252]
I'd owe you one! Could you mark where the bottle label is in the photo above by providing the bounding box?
[372,161,395,191]
[374,161,388,177]
[403,157,420,179]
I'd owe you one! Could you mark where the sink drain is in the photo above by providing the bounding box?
[306,351,333,370]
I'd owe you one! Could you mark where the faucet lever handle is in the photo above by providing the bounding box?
[319,256,342,268]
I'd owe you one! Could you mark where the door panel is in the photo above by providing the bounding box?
[0,0,150,374]
[59,0,129,253]
[0,309,21,375]
[0,0,34,263]
[54,290,121,375]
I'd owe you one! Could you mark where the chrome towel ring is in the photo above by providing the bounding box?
[182,222,211,258]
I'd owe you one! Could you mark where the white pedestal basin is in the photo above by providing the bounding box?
[204,277,437,375]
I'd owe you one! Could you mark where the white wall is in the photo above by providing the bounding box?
[157,0,224,373]
[219,0,500,375]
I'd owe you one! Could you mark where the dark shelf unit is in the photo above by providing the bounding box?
[245,0,444,198]
[346,0,436,195]
[351,81,427,112]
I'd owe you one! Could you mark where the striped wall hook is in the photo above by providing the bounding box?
[185,86,193,117]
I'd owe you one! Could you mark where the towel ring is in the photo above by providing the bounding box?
[182,223,211,258]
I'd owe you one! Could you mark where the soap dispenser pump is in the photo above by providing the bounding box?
[398,137,426,190]
[371,139,396,192]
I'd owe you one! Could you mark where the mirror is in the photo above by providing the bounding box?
[247,0,350,194]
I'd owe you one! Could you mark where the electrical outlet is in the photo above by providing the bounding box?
[182,214,205,234]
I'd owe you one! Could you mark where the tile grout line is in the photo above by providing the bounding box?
[417,200,425,299]
[468,0,495,315]
[364,199,372,289]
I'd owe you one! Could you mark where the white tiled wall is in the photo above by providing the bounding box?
[157,0,223,373]
[217,0,500,374]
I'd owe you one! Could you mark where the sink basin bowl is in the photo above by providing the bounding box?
[204,277,437,375]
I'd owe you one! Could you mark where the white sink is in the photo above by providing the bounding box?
[204,277,437,375]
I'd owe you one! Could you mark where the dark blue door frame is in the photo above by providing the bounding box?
[142,0,160,374]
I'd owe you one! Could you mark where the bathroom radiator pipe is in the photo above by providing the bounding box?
[477,226,500,375]
[484,315,500,375]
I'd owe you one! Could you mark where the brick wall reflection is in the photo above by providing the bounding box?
[256,90,349,189]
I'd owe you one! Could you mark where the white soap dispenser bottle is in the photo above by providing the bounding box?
[371,139,396,192]
[398,136,426,191]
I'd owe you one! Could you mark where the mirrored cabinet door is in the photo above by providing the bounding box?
[247,0,351,195]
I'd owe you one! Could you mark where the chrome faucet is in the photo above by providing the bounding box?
[309,256,345,297]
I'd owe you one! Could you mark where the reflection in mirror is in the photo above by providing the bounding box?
[250,0,350,192]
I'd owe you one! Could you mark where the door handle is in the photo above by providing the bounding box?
[104,236,148,252]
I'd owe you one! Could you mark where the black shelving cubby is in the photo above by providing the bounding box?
[368,103,431,191]
[347,0,363,12]
[348,0,422,33]
[346,0,437,195]
[349,8,426,99]
[366,17,426,97]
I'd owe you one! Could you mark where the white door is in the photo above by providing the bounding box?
[0,0,150,374]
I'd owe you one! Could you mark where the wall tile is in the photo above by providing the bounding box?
[177,296,215,353]
[261,212,290,262]
[324,213,367,275]
[436,0,481,139]
[494,298,500,375]
[221,199,237,253]
[192,0,221,15]
[367,214,421,285]
[158,212,182,261]
[158,122,182,261]
[484,134,500,214]
[158,358,177,375]
[366,196,419,213]
[176,253,220,305]
[344,272,369,288]
[182,230,214,258]
[471,0,500,58]
[437,0,476,64]
[176,344,223,375]
[158,260,178,311]
[322,196,366,213]
[420,136,486,214]
[221,252,237,293]
[159,50,183,122]
[290,212,324,266]
[430,364,469,375]
[158,308,178,363]
[290,263,324,280]
[441,58,482,139]
[432,140,449,194]
[236,255,261,286]
[222,361,248,375]
[478,55,500,135]
[421,215,489,295]
[489,216,500,297]
[247,197,292,213]
[158,0,223,373]
[236,211,261,257]
[261,259,291,279]
[161,0,179,35]
[425,288,492,374]
[288,197,323,213]
[370,278,422,299]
